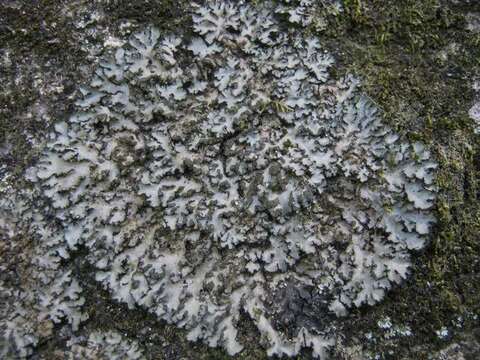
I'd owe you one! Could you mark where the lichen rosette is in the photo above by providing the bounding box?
[28,1,437,358]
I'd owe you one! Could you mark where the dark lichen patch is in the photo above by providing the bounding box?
[266,281,335,338]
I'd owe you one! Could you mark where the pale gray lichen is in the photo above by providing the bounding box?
[0,185,87,358]
[4,0,437,358]
[276,0,316,26]
[469,80,480,134]
[276,0,343,29]
[65,330,145,360]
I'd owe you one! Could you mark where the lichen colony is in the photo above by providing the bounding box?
[0,1,437,358]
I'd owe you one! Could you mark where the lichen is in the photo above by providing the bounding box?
[469,80,480,134]
[0,185,87,358]
[1,1,439,358]
[66,330,145,359]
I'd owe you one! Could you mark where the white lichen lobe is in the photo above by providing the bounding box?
[67,330,145,359]
[1,1,437,358]
[469,80,480,134]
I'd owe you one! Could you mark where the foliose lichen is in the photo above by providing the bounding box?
[66,330,145,359]
[1,1,437,358]
[0,186,87,358]
[469,80,480,134]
